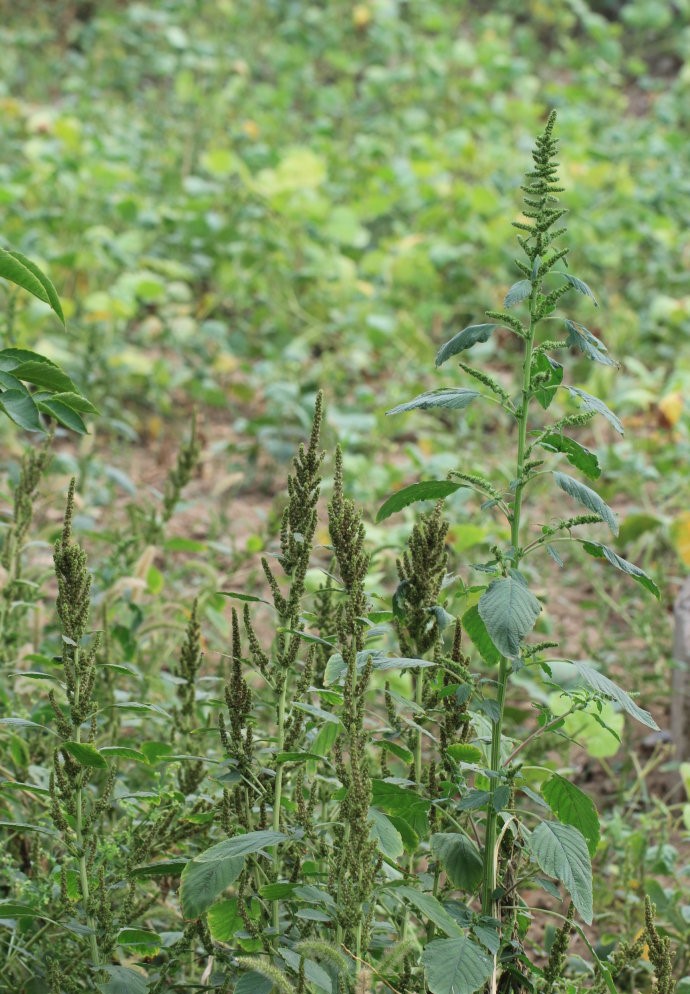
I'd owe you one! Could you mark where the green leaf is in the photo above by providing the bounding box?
[461,604,501,666]
[527,821,593,924]
[130,859,187,878]
[99,746,149,763]
[280,948,333,994]
[0,390,42,431]
[217,591,270,604]
[504,279,532,308]
[532,353,563,410]
[477,572,542,658]
[567,387,623,435]
[0,247,64,324]
[369,808,404,859]
[46,391,97,414]
[565,320,617,366]
[553,472,618,536]
[97,966,149,994]
[0,717,57,734]
[3,249,65,324]
[581,541,659,598]
[435,324,496,366]
[430,832,483,891]
[396,887,463,937]
[324,651,433,686]
[561,273,598,305]
[421,937,493,994]
[376,481,462,522]
[445,743,482,764]
[541,775,600,857]
[180,831,286,919]
[371,780,430,837]
[62,741,108,769]
[117,928,161,954]
[207,899,243,941]
[36,397,87,434]
[537,433,600,480]
[386,388,480,416]
[0,902,43,918]
[235,972,273,994]
[569,660,659,731]
[12,360,78,393]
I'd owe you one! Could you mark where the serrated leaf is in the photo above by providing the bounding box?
[567,387,623,435]
[97,966,149,994]
[99,746,149,763]
[581,542,659,598]
[369,808,404,859]
[386,388,480,416]
[3,248,65,324]
[376,481,462,522]
[62,741,107,769]
[504,279,532,308]
[538,433,600,480]
[562,273,598,305]
[396,887,463,937]
[553,472,618,535]
[533,353,563,410]
[565,320,617,366]
[422,937,493,994]
[527,821,593,923]
[0,389,42,431]
[430,832,483,891]
[117,927,161,953]
[477,572,541,658]
[569,660,659,731]
[12,360,78,393]
[130,859,187,878]
[461,604,502,666]
[435,324,495,366]
[280,949,333,993]
[541,775,600,857]
[36,397,87,434]
[46,391,97,414]
[445,743,482,763]
[235,972,273,994]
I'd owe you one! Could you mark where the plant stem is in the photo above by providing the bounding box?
[73,659,100,967]
[271,673,288,934]
[481,313,536,917]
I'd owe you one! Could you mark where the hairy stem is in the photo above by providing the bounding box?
[74,656,100,967]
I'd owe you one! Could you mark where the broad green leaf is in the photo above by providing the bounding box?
[565,320,617,366]
[12,360,77,394]
[445,743,482,763]
[553,472,618,535]
[527,821,593,923]
[0,717,57,734]
[180,853,245,918]
[567,387,623,435]
[461,604,501,666]
[541,775,600,856]
[207,898,243,941]
[280,948,333,994]
[504,279,532,308]
[0,390,42,431]
[235,972,273,994]
[36,397,87,434]
[97,966,149,994]
[533,353,563,410]
[421,937,493,994]
[324,650,433,686]
[117,928,161,954]
[62,741,108,769]
[0,902,43,918]
[100,746,149,763]
[376,481,462,522]
[561,273,598,305]
[46,391,97,414]
[396,887,463,937]
[435,324,496,366]
[369,807,404,859]
[292,701,342,724]
[130,859,187,878]
[193,830,287,864]
[477,572,541,658]
[217,591,270,604]
[569,660,659,731]
[3,249,65,324]
[386,388,480,416]
[537,433,600,480]
[581,541,659,598]
[430,832,483,890]
[371,780,430,837]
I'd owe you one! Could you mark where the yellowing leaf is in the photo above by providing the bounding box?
[670,512,690,566]
[657,391,683,428]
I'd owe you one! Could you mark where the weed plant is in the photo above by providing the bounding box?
[0,115,681,994]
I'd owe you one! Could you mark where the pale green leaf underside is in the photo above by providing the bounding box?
[386,388,480,416]
[477,572,541,657]
[566,386,623,435]
[422,936,494,994]
[376,481,461,522]
[541,775,600,857]
[553,471,618,535]
[528,821,593,923]
[569,660,659,731]
[581,541,659,598]
[435,324,496,366]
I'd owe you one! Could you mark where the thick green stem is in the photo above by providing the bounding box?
[271,674,288,934]
[73,662,100,967]
[482,314,536,917]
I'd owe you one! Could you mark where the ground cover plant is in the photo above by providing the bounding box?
[0,107,686,994]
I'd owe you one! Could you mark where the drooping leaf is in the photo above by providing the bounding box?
[235,972,273,994]
[386,388,480,416]
[565,320,617,366]
[541,775,600,857]
[193,831,288,864]
[396,887,463,937]
[280,948,333,994]
[12,360,78,394]
[97,966,149,994]
[527,821,593,924]
[435,324,496,366]
[553,472,618,535]
[504,279,532,308]
[580,541,659,598]
[561,273,598,305]
[421,937,493,994]
[36,397,87,434]
[0,390,42,431]
[369,808,404,859]
[117,928,161,954]
[461,604,501,666]
[537,433,600,480]
[477,572,542,658]
[370,780,430,836]
[376,481,462,522]
[3,248,65,324]
[567,387,623,435]
[532,353,563,410]
[568,660,659,731]
[430,832,483,891]
[324,650,433,686]
[62,741,108,769]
